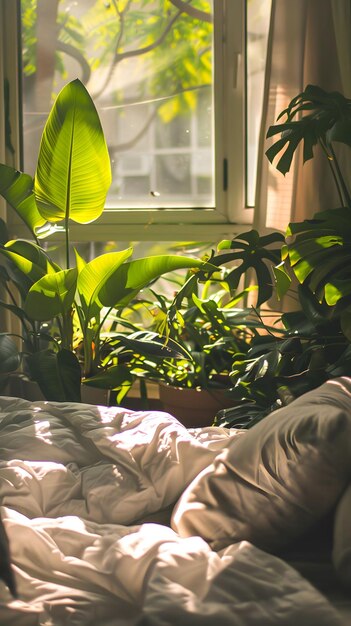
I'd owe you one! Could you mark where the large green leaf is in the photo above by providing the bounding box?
[77,248,133,317]
[27,349,81,402]
[272,262,292,299]
[97,255,213,308]
[215,231,284,306]
[297,284,331,327]
[24,268,78,321]
[78,252,209,320]
[0,335,20,373]
[325,279,351,306]
[83,365,134,389]
[0,164,45,234]
[265,85,351,175]
[34,79,111,224]
[0,240,60,283]
[286,208,351,305]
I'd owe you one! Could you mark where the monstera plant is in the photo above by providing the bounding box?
[215,85,351,429]
[0,79,211,403]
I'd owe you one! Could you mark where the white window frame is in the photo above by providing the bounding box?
[1,0,255,242]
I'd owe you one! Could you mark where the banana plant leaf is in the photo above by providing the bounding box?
[78,253,212,323]
[24,268,78,321]
[34,79,111,224]
[0,164,45,235]
[97,255,214,308]
[77,248,133,317]
[27,349,81,402]
[0,240,60,283]
[0,260,33,301]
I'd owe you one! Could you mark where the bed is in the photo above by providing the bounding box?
[0,377,350,625]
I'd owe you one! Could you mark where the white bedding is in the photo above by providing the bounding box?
[0,395,344,625]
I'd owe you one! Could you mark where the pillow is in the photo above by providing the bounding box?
[172,377,351,552]
[333,482,351,588]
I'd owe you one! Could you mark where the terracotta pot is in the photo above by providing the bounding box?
[158,383,235,428]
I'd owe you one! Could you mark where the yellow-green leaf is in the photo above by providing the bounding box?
[34,79,111,224]
[25,268,78,321]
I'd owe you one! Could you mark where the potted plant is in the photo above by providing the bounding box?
[107,259,259,426]
[214,85,351,428]
[0,79,212,404]
[85,83,351,421]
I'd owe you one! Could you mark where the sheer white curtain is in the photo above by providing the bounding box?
[254,0,349,233]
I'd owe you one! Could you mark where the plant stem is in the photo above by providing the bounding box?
[328,142,351,208]
[65,214,70,268]
[139,378,149,410]
[61,310,73,351]
[55,315,64,341]
[319,139,346,207]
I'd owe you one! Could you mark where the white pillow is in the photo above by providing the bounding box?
[333,482,351,588]
[172,378,351,551]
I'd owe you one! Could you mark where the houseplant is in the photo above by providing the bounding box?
[0,79,212,403]
[98,84,351,424]
[214,85,351,428]
[110,259,264,426]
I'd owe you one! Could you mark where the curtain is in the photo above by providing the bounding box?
[254,0,350,233]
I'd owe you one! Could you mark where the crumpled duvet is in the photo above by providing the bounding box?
[0,396,344,625]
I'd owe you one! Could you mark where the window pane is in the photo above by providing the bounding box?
[21,0,214,209]
[246,0,272,207]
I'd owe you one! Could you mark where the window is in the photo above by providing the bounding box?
[2,0,272,241]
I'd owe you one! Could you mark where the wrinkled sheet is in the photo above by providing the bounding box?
[0,395,344,625]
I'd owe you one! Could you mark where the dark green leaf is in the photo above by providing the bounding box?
[83,365,133,391]
[109,331,191,360]
[297,284,330,326]
[27,349,81,402]
[0,218,9,244]
[0,164,45,234]
[0,334,20,373]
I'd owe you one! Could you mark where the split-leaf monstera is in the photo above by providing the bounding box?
[214,85,351,430]
[0,78,212,402]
